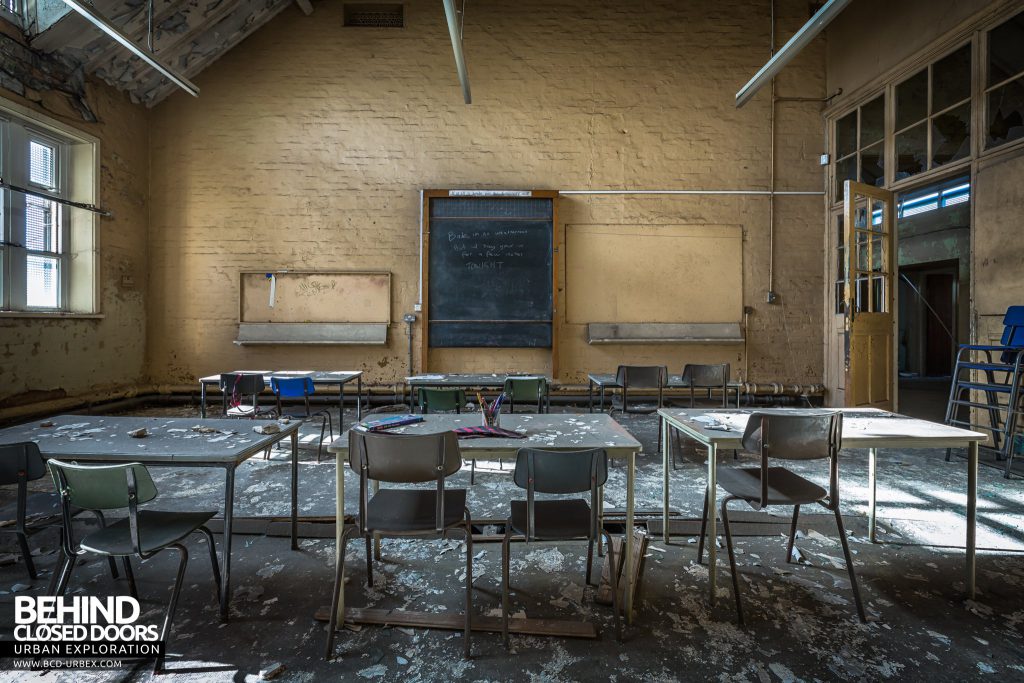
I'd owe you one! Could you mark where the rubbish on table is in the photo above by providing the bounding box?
[254,423,281,435]
[128,428,148,438]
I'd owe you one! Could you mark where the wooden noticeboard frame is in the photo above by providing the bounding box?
[421,189,560,378]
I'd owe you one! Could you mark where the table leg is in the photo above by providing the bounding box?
[588,380,594,413]
[220,465,236,621]
[372,479,381,560]
[291,430,299,551]
[597,484,604,555]
[967,440,978,599]
[624,451,636,624]
[334,446,346,624]
[200,382,208,418]
[868,447,878,543]
[339,383,346,433]
[661,417,670,544]
[706,443,718,605]
[357,376,363,420]
[600,386,606,412]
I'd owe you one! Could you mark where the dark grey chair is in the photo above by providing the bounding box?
[697,412,866,624]
[47,460,221,674]
[0,442,118,582]
[325,430,474,660]
[501,447,621,647]
[672,363,732,470]
[219,372,276,419]
[610,365,667,455]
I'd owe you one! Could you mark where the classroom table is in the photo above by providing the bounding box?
[406,373,551,411]
[0,415,301,619]
[587,373,743,411]
[198,370,363,428]
[658,407,986,604]
[322,413,642,635]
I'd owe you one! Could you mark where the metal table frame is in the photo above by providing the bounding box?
[198,370,363,429]
[324,413,641,633]
[0,415,301,620]
[658,407,986,604]
[587,373,742,412]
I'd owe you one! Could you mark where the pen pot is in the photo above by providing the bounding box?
[481,407,500,428]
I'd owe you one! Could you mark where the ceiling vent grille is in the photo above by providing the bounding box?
[343,4,404,28]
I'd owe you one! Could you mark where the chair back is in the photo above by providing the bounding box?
[220,373,265,412]
[615,365,666,388]
[999,306,1024,363]
[349,429,462,483]
[417,388,466,414]
[681,363,730,388]
[741,412,842,460]
[512,448,608,540]
[47,460,158,510]
[503,377,547,411]
[271,376,315,398]
[0,442,47,485]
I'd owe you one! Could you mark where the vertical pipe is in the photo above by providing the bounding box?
[768,0,777,298]
[442,0,472,104]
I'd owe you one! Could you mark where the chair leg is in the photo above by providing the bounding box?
[365,535,374,587]
[122,557,138,600]
[92,510,120,579]
[833,506,867,623]
[720,496,744,625]
[54,552,76,597]
[317,415,328,464]
[501,526,512,650]
[154,544,189,674]
[197,526,223,603]
[48,552,73,596]
[16,532,36,580]
[785,505,801,563]
[462,520,473,660]
[697,486,709,564]
[325,526,353,661]
[603,530,622,642]
[470,460,476,485]
[586,538,595,586]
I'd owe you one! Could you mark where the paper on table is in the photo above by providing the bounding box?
[406,375,445,381]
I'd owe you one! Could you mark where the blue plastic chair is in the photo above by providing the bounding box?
[271,376,333,462]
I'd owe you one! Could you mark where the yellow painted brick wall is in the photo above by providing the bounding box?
[0,69,149,409]
[148,0,827,387]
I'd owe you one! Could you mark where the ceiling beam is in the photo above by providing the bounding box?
[295,0,313,15]
[441,0,471,104]
[734,0,851,108]
[84,0,219,71]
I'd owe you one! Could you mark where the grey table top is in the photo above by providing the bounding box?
[659,408,986,449]
[0,415,299,464]
[199,370,362,384]
[405,373,549,387]
[587,373,741,389]
[329,413,641,459]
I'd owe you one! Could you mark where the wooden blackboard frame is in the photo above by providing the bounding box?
[421,190,559,377]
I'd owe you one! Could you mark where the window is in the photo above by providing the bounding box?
[894,44,972,181]
[834,94,885,199]
[986,10,1024,149]
[1,103,98,314]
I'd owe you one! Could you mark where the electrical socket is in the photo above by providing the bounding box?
[819,153,830,165]
[766,291,778,304]
[413,303,422,312]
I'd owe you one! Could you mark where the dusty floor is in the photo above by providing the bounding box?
[0,401,1022,682]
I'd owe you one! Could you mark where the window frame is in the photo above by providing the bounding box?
[982,9,1024,152]
[0,96,100,317]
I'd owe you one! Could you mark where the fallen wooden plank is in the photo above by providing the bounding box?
[313,607,598,638]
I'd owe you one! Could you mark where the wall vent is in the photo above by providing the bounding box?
[343,4,404,28]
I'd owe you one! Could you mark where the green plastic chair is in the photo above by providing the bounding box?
[502,377,549,413]
[416,387,467,414]
[47,460,221,674]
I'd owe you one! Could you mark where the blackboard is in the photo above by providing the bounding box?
[427,196,554,348]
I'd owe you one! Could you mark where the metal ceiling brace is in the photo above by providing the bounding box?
[735,0,851,108]
[442,0,471,104]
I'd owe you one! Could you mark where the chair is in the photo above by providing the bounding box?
[325,430,473,660]
[0,442,117,581]
[271,376,334,463]
[610,365,667,454]
[501,447,621,647]
[502,376,548,413]
[418,387,485,483]
[671,363,731,470]
[47,460,221,674]
[697,412,866,625]
[219,373,275,419]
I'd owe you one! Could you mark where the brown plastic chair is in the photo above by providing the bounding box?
[501,447,621,647]
[325,429,474,660]
[697,412,866,625]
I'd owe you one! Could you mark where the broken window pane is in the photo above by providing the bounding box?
[860,142,884,187]
[896,68,928,131]
[932,101,971,166]
[860,96,885,147]
[988,10,1024,87]
[933,45,971,112]
[987,76,1024,148]
[895,122,927,179]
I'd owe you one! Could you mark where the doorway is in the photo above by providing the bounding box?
[896,175,970,421]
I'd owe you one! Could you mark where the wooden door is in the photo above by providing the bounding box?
[844,181,896,410]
